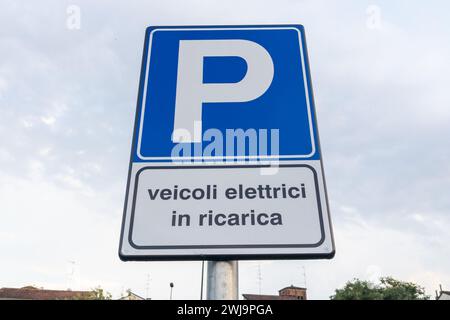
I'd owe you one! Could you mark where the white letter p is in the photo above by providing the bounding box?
[172,39,274,143]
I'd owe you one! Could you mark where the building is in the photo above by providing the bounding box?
[0,286,93,300]
[119,291,146,300]
[243,285,307,300]
[436,285,450,300]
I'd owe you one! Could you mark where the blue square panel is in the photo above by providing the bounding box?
[133,25,319,162]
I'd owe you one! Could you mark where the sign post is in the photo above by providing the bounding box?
[119,25,335,299]
[207,261,238,300]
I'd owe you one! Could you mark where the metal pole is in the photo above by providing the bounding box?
[200,260,205,300]
[206,261,238,300]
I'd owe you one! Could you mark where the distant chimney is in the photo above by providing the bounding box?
[278,285,307,300]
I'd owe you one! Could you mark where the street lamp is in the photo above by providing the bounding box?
[170,282,174,300]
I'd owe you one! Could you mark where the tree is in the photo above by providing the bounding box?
[85,287,112,300]
[378,277,429,300]
[330,277,429,300]
[331,279,383,300]
[75,287,112,300]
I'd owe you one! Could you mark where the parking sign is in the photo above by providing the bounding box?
[119,25,335,260]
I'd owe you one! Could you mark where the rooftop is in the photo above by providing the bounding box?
[243,284,307,300]
[243,294,304,300]
[0,286,92,300]
[279,285,307,291]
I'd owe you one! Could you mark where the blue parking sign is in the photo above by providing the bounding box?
[135,25,318,161]
[119,25,335,261]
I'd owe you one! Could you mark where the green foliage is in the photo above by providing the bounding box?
[66,286,113,300]
[85,287,112,300]
[331,279,383,300]
[378,277,429,300]
[330,277,429,300]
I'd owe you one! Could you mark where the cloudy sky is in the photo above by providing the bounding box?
[1,0,450,299]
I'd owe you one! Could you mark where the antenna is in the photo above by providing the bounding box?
[302,266,307,288]
[257,264,262,294]
[146,274,151,299]
[66,260,76,290]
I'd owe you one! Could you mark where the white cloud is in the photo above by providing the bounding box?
[0,148,14,162]
[21,118,34,128]
[40,115,56,126]
[38,147,52,156]
[0,77,8,97]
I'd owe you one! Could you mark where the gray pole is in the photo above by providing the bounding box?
[200,260,205,300]
[206,261,238,300]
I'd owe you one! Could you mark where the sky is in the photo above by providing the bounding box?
[1,0,450,299]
